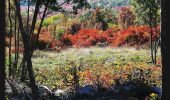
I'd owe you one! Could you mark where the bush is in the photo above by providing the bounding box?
[55,28,65,40]
[57,25,160,48]
[31,30,55,50]
[111,25,160,47]
[42,14,64,27]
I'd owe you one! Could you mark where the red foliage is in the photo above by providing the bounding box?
[60,27,121,47]
[52,25,160,48]
[111,25,160,47]
[31,29,56,50]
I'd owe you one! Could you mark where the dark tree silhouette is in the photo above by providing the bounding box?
[161,0,170,99]
[0,0,6,99]
[8,0,13,77]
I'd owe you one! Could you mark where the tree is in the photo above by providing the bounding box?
[131,0,160,25]
[118,7,135,29]
[161,0,170,99]
[131,0,160,64]
[8,0,13,77]
[0,0,6,99]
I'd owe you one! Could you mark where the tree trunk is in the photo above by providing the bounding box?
[161,0,170,99]
[29,0,41,40]
[149,4,154,64]
[14,0,40,99]
[13,9,17,75]
[0,0,6,99]
[27,0,30,32]
[20,0,41,81]
[20,56,27,81]
[30,3,48,55]
[17,27,20,77]
[8,0,13,77]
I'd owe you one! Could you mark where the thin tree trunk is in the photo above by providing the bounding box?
[153,1,158,65]
[13,9,17,75]
[20,0,31,81]
[31,3,48,55]
[20,56,27,81]
[27,0,30,32]
[149,4,154,64]
[0,0,6,98]
[17,27,20,76]
[154,41,157,64]
[14,1,40,99]
[29,0,41,40]
[17,27,19,62]
[8,0,13,77]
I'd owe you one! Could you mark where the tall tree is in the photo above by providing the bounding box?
[0,0,6,99]
[13,7,18,75]
[161,0,170,99]
[131,0,160,64]
[8,0,13,77]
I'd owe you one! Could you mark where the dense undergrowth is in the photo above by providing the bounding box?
[25,47,161,99]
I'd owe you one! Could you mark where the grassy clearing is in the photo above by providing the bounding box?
[30,47,161,90]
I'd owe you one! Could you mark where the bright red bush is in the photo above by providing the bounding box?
[58,25,160,48]
[111,25,160,47]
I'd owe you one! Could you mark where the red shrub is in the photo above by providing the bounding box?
[31,30,56,50]
[111,25,160,47]
[58,25,160,48]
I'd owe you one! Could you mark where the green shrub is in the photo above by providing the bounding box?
[42,14,64,27]
[55,28,65,40]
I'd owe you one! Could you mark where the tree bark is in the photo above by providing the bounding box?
[27,0,30,32]
[0,0,6,99]
[20,55,27,81]
[8,0,13,77]
[29,0,41,40]
[149,3,154,64]
[13,9,18,75]
[161,0,170,99]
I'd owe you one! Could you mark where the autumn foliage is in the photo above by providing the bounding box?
[58,25,160,48]
[118,7,135,29]
[21,25,160,50]
[111,25,160,47]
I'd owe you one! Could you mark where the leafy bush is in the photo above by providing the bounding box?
[55,28,65,40]
[42,14,64,27]
[57,25,159,48]
[31,30,55,50]
[111,25,160,47]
